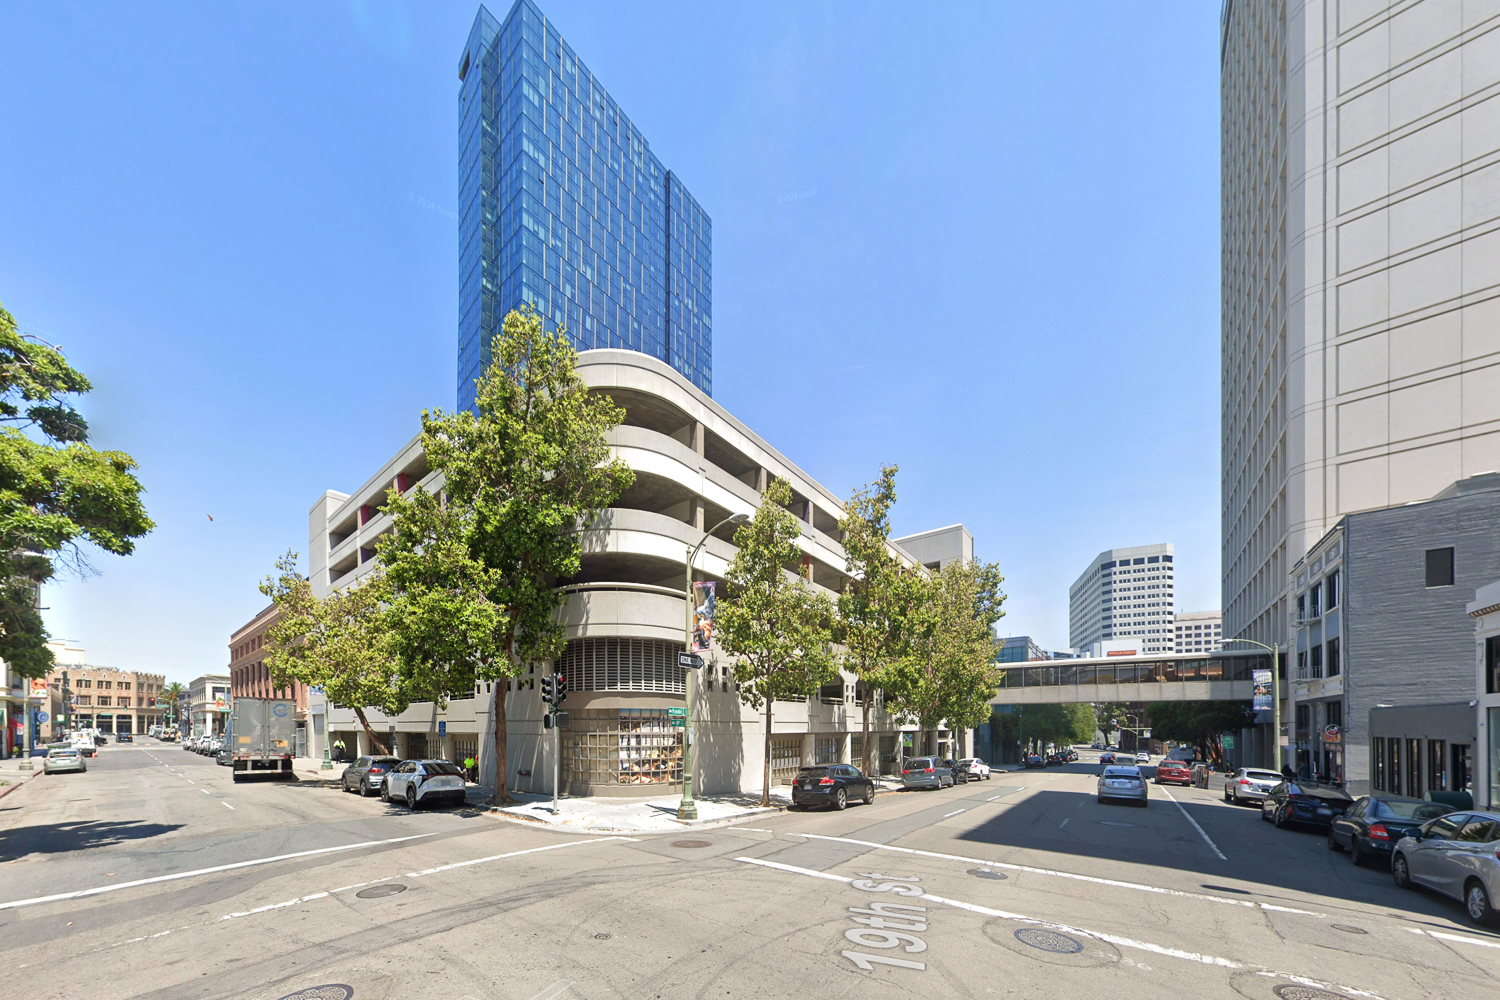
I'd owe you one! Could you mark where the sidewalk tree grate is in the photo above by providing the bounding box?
[1013,928,1083,954]
[1272,987,1345,1000]
[355,884,406,899]
[1330,924,1368,935]
[671,840,713,849]
[276,986,354,1000]
[968,868,1009,880]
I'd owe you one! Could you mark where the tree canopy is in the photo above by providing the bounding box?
[1145,700,1255,765]
[0,302,153,677]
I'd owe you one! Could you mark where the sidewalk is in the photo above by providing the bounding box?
[0,755,47,802]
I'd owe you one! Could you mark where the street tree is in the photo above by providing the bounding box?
[884,559,1005,757]
[1094,702,1131,746]
[0,301,153,677]
[260,551,408,755]
[1145,700,1255,766]
[989,702,1093,757]
[835,463,903,775]
[158,681,187,731]
[379,305,633,806]
[717,478,836,807]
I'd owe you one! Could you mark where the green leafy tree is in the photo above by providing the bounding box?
[157,681,187,730]
[1094,702,1131,746]
[718,478,837,806]
[0,302,153,677]
[1145,700,1255,766]
[989,703,1092,757]
[379,305,633,805]
[260,551,408,755]
[835,464,903,775]
[884,559,1005,757]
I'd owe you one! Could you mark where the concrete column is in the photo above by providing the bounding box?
[756,467,768,494]
[840,731,852,764]
[802,499,813,524]
[692,421,705,457]
[801,731,816,769]
[691,499,705,532]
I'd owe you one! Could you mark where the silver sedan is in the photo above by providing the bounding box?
[43,747,87,774]
[1098,765,1148,806]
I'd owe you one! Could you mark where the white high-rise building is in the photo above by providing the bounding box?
[1068,544,1176,655]
[1174,611,1223,654]
[1221,1,1500,647]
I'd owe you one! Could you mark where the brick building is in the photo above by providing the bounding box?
[229,603,311,755]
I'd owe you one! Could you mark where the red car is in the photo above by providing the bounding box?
[1153,759,1192,786]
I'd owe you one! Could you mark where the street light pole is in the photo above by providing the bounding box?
[1222,638,1282,773]
[679,511,749,822]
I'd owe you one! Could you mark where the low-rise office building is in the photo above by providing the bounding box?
[44,660,168,738]
[1291,472,1500,795]
[228,604,312,756]
[187,674,232,737]
[318,350,975,794]
[1472,579,1500,811]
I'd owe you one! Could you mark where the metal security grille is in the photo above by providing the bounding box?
[406,734,428,759]
[563,709,683,786]
[851,733,864,766]
[815,736,839,764]
[559,638,687,694]
[879,734,897,772]
[771,736,803,783]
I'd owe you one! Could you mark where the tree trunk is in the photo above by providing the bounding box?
[762,700,773,808]
[491,679,512,806]
[860,689,873,775]
[352,707,388,755]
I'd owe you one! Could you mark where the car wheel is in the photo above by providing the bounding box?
[1350,839,1367,868]
[1260,803,1271,822]
[1465,880,1497,927]
[1327,829,1345,852]
[406,786,418,810]
[1392,853,1413,890]
[361,779,372,797]
[1224,787,1232,802]
[863,784,874,805]
[834,787,847,811]
[1273,807,1288,829]
[380,781,391,802]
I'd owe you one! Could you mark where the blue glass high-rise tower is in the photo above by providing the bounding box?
[457,1,712,411]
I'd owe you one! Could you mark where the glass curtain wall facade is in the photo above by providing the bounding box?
[457,0,712,413]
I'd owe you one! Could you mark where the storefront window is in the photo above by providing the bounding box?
[1428,740,1448,793]
[563,708,683,786]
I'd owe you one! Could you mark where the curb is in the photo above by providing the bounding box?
[0,768,44,802]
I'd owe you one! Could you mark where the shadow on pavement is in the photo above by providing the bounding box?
[0,819,184,861]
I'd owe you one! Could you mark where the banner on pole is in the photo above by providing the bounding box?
[1252,669,1273,712]
[692,581,716,653]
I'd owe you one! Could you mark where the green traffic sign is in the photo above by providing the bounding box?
[667,707,686,718]
[1222,735,1235,750]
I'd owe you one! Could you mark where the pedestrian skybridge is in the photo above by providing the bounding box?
[992,651,1269,705]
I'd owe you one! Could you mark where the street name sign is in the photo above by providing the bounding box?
[677,652,704,669]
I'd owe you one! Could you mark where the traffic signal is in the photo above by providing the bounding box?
[554,673,567,706]
[540,676,556,705]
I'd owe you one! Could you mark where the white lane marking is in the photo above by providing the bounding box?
[222,802,235,810]
[1407,927,1500,950]
[735,857,1387,998]
[1059,818,1069,829]
[530,981,574,1000]
[0,834,436,911]
[986,795,1003,802]
[1159,788,1227,861]
[200,789,210,795]
[943,809,966,818]
[787,833,1323,917]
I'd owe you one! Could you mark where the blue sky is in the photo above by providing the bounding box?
[0,1,1221,682]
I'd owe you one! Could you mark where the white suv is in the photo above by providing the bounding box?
[955,758,991,780]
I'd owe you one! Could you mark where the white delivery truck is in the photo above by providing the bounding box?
[229,698,297,782]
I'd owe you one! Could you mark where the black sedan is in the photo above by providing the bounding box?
[1023,754,1045,769]
[1328,795,1452,866]
[1261,779,1354,830]
[940,758,970,784]
[791,764,875,810]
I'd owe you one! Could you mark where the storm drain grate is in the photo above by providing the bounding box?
[1014,928,1083,954]
[355,883,407,899]
[1330,924,1368,935]
[1272,987,1346,1000]
[671,840,713,849]
[968,868,1009,880]
[275,986,353,1000]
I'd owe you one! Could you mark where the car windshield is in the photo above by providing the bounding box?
[422,761,463,776]
[1371,800,1451,821]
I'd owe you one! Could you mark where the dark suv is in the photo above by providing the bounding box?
[791,764,875,810]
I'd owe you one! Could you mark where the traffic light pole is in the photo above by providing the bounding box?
[552,674,560,816]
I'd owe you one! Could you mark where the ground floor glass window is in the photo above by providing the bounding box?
[563,709,683,786]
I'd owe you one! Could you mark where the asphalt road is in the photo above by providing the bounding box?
[2,742,1497,1000]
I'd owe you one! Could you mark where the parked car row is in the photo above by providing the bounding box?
[899,756,994,792]
[339,756,469,809]
[183,735,224,756]
[1246,773,1500,927]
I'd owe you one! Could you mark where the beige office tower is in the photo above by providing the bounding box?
[1221,0,1500,644]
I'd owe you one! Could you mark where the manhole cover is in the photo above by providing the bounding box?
[355,883,407,899]
[1272,987,1345,1000]
[1330,924,1368,935]
[1014,928,1084,954]
[968,868,1009,880]
[275,987,353,1000]
[1099,821,1137,828]
[594,932,613,940]
[671,840,713,849]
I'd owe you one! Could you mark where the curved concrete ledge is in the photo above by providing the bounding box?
[559,583,685,643]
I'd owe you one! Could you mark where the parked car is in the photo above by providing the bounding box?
[70,739,97,758]
[954,758,991,781]
[1223,767,1284,805]
[1044,753,1063,767]
[1153,759,1192,786]
[901,756,954,789]
[341,756,404,796]
[217,746,234,766]
[940,758,970,784]
[381,759,468,809]
[1097,766,1148,806]
[792,764,875,810]
[1329,795,1452,867]
[1062,749,1079,762]
[43,747,87,774]
[1392,810,1500,926]
[1022,754,1045,769]
[1098,752,1117,765]
[1261,780,1353,830]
